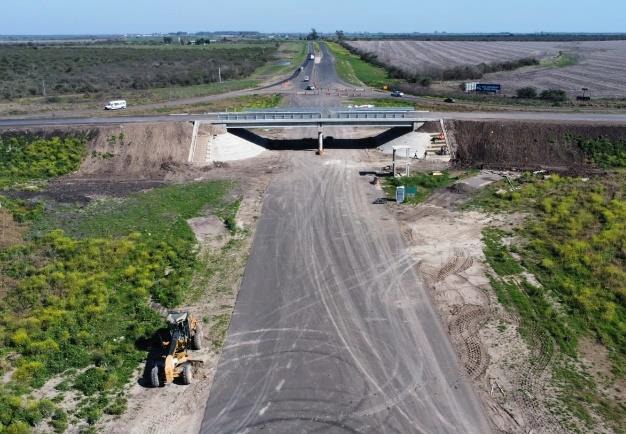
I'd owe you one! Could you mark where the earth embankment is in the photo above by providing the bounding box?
[448,120,626,171]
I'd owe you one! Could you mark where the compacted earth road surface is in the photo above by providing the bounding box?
[200,149,491,433]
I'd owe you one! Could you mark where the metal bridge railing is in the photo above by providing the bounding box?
[330,109,414,119]
[214,111,323,121]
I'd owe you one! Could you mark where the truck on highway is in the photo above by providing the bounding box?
[303,76,310,82]
[309,53,315,60]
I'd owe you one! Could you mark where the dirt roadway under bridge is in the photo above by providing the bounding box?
[200,149,491,434]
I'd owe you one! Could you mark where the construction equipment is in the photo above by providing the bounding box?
[150,311,203,387]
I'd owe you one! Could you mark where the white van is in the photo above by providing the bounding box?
[105,100,127,110]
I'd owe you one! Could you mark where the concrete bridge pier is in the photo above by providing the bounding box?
[317,127,324,155]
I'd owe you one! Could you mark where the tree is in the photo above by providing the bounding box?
[419,77,433,87]
[307,28,319,40]
[336,30,345,41]
[162,36,173,44]
[516,86,537,99]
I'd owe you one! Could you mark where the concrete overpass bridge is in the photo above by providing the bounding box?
[201,108,430,153]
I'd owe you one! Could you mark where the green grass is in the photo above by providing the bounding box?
[383,172,457,204]
[482,228,524,275]
[481,221,626,430]
[541,51,579,68]
[325,42,390,88]
[131,79,260,105]
[251,41,307,78]
[472,173,626,358]
[148,94,282,115]
[32,181,233,248]
[0,179,238,430]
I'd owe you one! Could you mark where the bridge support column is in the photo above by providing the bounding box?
[317,129,324,155]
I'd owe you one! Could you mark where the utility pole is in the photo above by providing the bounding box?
[218,67,222,84]
[41,80,46,96]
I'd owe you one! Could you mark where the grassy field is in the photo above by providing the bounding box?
[145,94,283,115]
[468,146,626,430]
[383,172,465,204]
[325,42,390,88]
[0,132,241,431]
[249,41,307,79]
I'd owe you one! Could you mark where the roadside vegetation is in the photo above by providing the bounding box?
[383,171,464,204]
[541,51,579,68]
[516,87,568,103]
[467,138,626,430]
[0,132,241,432]
[147,94,282,115]
[325,42,390,87]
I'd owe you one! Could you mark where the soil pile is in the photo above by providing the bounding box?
[78,122,193,178]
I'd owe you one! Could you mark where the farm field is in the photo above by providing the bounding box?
[347,40,626,97]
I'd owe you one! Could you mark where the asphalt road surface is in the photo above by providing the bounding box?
[200,151,492,433]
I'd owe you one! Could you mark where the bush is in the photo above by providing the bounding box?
[0,132,90,186]
[73,368,110,396]
[540,89,567,102]
[419,77,432,87]
[516,86,538,99]
[570,135,626,168]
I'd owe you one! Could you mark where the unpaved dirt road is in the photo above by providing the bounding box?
[200,150,491,433]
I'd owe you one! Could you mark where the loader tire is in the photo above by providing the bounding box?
[192,326,203,350]
[182,364,193,385]
[150,364,161,388]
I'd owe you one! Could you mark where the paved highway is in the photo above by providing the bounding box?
[200,151,492,433]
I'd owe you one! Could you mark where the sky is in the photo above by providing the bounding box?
[1,0,624,35]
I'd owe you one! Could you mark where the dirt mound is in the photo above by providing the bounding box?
[78,122,194,179]
[449,120,626,172]
[417,121,442,134]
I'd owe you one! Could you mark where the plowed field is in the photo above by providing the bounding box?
[347,40,626,97]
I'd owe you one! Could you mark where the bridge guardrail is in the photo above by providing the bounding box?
[213,111,323,121]
[331,110,415,119]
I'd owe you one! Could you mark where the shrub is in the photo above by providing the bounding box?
[516,86,538,99]
[540,89,567,102]
[0,132,90,186]
[73,368,109,396]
